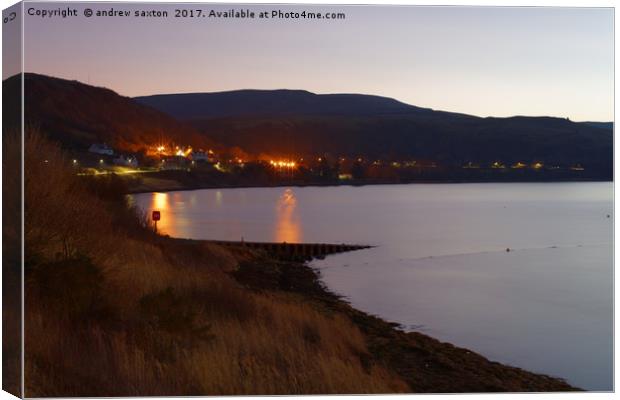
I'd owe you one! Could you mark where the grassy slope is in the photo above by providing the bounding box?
[20,130,576,396]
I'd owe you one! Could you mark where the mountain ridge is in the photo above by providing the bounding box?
[135,89,612,126]
[135,86,612,176]
[134,89,437,120]
[3,73,613,179]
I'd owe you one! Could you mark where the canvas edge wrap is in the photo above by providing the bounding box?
[2,2,24,398]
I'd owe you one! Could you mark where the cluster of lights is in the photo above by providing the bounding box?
[174,145,192,157]
[462,161,544,169]
[270,160,297,168]
[154,144,196,158]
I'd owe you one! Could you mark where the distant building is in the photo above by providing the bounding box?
[189,151,209,162]
[160,156,188,170]
[89,143,114,156]
[113,155,138,167]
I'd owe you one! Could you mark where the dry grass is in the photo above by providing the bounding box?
[22,129,408,396]
[3,130,23,397]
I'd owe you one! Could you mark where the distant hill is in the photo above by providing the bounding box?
[580,121,613,131]
[4,74,612,179]
[3,73,214,152]
[137,90,613,177]
[135,90,435,119]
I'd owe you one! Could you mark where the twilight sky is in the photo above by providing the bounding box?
[19,3,614,121]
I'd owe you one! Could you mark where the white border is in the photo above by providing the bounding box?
[0,1,616,399]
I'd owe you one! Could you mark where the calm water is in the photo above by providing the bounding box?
[130,183,613,391]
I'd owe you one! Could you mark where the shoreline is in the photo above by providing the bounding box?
[171,237,579,392]
[119,175,611,195]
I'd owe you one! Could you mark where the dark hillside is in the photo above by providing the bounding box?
[3,74,611,179]
[191,114,612,177]
[3,73,214,152]
[137,90,612,178]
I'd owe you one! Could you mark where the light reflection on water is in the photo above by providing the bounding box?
[138,187,304,243]
[275,188,301,243]
[150,192,173,234]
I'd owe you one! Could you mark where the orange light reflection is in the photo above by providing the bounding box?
[150,192,174,235]
[274,188,301,243]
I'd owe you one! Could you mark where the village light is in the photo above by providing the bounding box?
[72,159,78,164]
[99,159,104,164]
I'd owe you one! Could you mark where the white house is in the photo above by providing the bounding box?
[89,143,114,156]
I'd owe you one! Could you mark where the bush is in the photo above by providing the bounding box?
[28,256,106,320]
[82,173,128,202]
[138,287,214,342]
[24,128,113,259]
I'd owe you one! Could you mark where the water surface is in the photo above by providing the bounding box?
[130,182,613,391]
